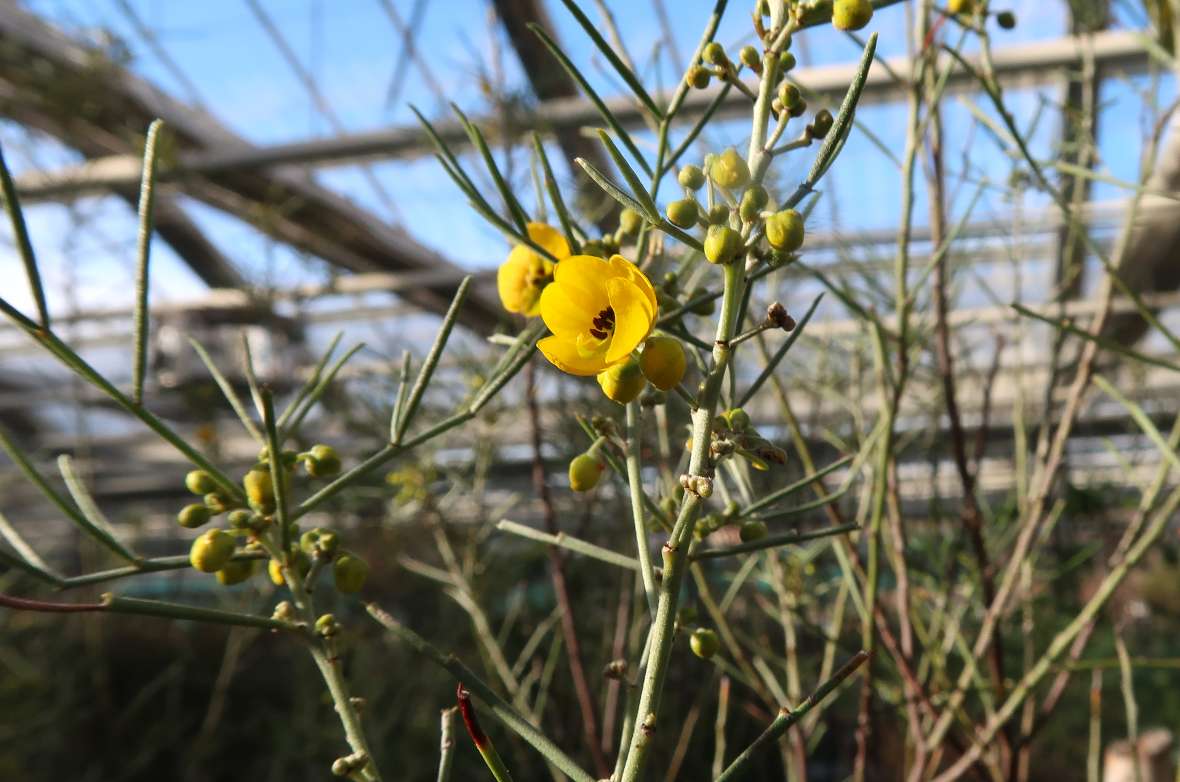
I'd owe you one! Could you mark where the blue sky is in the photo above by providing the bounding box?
[0,0,1173,332]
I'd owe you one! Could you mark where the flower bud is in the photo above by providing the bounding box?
[778,82,802,111]
[268,550,311,586]
[692,476,714,498]
[706,204,730,225]
[216,558,255,586]
[702,42,727,66]
[788,97,808,118]
[708,147,750,190]
[316,613,340,637]
[686,66,711,90]
[739,45,760,70]
[568,453,605,492]
[767,302,796,331]
[226,509,253,529]
[996,10,1016,29]
[781,51,797,71]
[739,186,769,222]
[765,209,805,252]
[948,0,973,12]
[678,164,705,191]
[832,0,873,30]
[304,444,342,478]
[726,408,751,431]
[640,335,687,391]
[704,225,744,265]
[333,553,370,594]
[597,357,647,404]
[243,467,276,515]
[666,198,699,228]
[739,520,769,542]
[203,492,229,515]
[185,469,217,495]
[190,529,235,573]
[618,208,643,236]
[177,503,211,529]
[809,109,834,139]
[691,294,716,316]
[690,628,720,659]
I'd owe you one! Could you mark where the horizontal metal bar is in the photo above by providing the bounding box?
[12,30,1150,200]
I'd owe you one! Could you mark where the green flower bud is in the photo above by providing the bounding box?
[726,408,751,431]
[568,453,605,492]
[268,550,311,586]
[333,553,370,594]
[666,198,699,228]
[315,613,340,637]
[177,503,211,529]
[788,97,808,118]
[216,558,255,586]
[708,147,750,190]
[704,224,744,265]
[739,186,769,222]
[778,82,802,111]
[739,520,769,542]
[306,444,342,478]
[702,42,727,66]
[243,467,276,515]
[190,529,235,573]
[706,204,730,225]
[203,492,229,515]
[690,628,720,659]
[996,10,1016,29]
[832,0,873,30]
[640,335,687,391]
[678,164,706,190]
[185,470,217,495]
[739,45,760,70]
[227,509,253,529]
[781,51,797,71]
[317,530,339,555]
[948,0,973,12]
[765,209,805,252]
[686,65,711,90]
[809,109,834,139]
[596,357,646,404]
[619,208,643,236]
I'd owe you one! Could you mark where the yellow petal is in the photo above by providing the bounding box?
[539,278,595,336]
[605,278,655,364]
[553,255,610,314]
[538,335,610,376]
[497,254,529,314]
[526,222,571,261]
[609,254,658,314]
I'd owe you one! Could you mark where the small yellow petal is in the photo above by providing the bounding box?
[538,335,610,376]
[609,255,658,315]
[553,255,610,313]
[526,222,571,261]
[539,278,596,337]
[605,278,655,364]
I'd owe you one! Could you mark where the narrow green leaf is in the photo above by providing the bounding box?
[1094,375,1180,474]
[0,143,49,328]
[575,156,655,221]
[132,119,164,405]
[452,103,531,233]
[58,455,140,564]
[528,22,652,176]
[596,129,660,218]
[532,133,581,253]
[394,277,471,442]
[187,336,264,443]
[1012,303,1180,374]
[555,0,662,119]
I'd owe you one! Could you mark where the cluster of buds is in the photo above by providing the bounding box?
[707,408,788,472]
[679,472,714,498]
[175,444,367,595]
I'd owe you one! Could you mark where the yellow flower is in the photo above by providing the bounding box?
[497,222,570,316]
[537,254,658,376]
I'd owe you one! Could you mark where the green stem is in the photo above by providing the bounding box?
[625,401,659,616]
